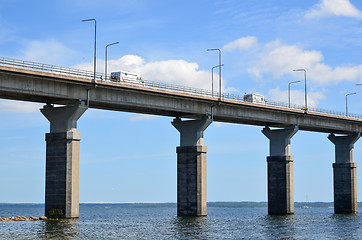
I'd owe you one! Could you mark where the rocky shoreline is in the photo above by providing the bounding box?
[0,216,48,221]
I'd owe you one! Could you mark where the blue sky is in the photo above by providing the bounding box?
[1,0,362,203]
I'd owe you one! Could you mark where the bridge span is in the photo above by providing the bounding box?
[1,57,361,217]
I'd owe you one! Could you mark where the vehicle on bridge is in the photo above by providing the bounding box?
[110,71,144,85]
[243,93,266,104]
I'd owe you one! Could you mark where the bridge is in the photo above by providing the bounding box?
[1,56,361,217]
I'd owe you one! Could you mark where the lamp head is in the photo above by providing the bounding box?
[82,18,96,22]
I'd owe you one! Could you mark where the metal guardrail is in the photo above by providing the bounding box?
[0,56,103,79]
[1,56,362,120]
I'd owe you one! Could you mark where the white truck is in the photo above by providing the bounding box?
[243,93,266,104]
[110,71,143,85]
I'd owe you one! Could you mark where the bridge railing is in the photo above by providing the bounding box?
[142,79,215,97]
[1,56,362,120]
[0,56,104,80]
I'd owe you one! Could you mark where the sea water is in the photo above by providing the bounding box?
[1,203,362,239]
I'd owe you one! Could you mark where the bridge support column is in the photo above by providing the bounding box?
[172,116,212,216]
[41,102,87,218]
[262,125,298,215]
[328,133,360,214]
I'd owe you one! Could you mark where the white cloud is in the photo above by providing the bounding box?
[0,99,41,113]
[268,87,326,108]
[246,39,362,84]
[114,57,212,90]
[248,40,323,79]
[310,64,362,84]
[75,55,224,91]
[20,39,77,65]
[222,36,258,52]
[305,0,362,19]
[128,114,158,122]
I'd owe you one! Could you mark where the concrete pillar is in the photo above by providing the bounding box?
[41,102,87,218]
[328,133,360,214]
[172,115,212,216]
[262,125,298,215]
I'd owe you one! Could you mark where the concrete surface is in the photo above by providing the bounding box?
[329,133,360,213]
[172,117,211,216]
[263,126,298,215]
[41,103,86,218]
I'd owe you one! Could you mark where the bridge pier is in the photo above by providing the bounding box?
[41,102,87,218]
[172,116,212,216]
[262,125,298,215]
[328,133,360,214]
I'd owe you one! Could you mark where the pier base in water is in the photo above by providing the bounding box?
[267,156,294,215]
[176,146,207,216]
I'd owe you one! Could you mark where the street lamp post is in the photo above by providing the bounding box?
[82,18,97,84]
[288,80,301,108]
[293,69,307,110]
[207,48,222,99]
[346,92,356,116]
[105,42,119,82]
[211,64,224,97]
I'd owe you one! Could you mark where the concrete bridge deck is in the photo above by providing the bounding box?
[0,64,361,134]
